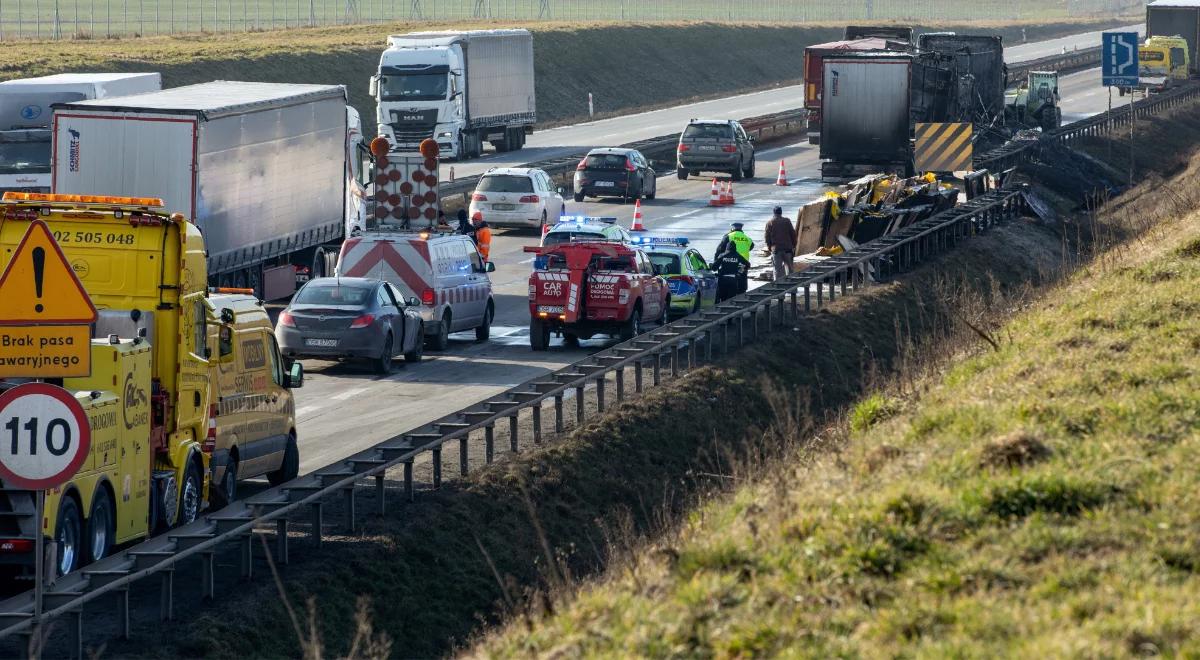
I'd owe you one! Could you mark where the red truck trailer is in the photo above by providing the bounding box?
[804,36,911,144]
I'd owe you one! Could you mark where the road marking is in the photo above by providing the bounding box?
[331,386,368,401]
[295,405,320,417]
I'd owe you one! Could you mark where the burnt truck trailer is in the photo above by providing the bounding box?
[916,33,1006,125]
[1147,0,1200,74]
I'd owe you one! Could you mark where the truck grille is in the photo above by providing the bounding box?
[388,124,437,149]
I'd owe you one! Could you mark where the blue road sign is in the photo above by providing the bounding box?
[1102,32,1139,87]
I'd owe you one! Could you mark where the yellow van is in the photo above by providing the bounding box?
[1136,35,1191,92]
[207,292,302,507]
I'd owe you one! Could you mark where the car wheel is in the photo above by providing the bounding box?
[476,299,494,341]
[210,458,237,510]
[731,160,744,181]
[619,306,642,341]
[529,317,550,351]
[659,294,671,324]
[744,157,756,179]
[428,312,451,351]
[405,322,425,362]
[87,488,114,565]
[573,191,584,203]
[677,168,688,181]
[56,497,82,576]
[647,180,657,200]
[268,435,300,486]
[375,334,394,375]
[692,294,702,316]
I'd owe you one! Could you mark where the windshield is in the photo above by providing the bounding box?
[0,137,50,175]
[543,231,603,246]
[647,252,681,274]
[683,124,733,140]
[583,154,630,170]
[293,284,373,307]
[379,73,449,102]
[477,174,534,193]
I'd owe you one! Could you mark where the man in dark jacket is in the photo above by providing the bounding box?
[764,205,796,280]
[455,208,474,237]
[714,243,750,302]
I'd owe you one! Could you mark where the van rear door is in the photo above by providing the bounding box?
[337,235,435,303]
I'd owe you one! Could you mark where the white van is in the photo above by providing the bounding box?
[336,231,494,349]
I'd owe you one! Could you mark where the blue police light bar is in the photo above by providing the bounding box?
[631,235,689,247]
[555,215,620,225]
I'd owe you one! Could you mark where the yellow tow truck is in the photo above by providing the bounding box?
[0,192,302,578]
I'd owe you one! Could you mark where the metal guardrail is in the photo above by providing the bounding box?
[1006,45,1100,82]
[0,48,1185,657]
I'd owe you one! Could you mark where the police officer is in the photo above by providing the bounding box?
[714,222,754,264]
[714,243,749,302]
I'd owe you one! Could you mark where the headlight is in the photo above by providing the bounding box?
[438,131,453,138]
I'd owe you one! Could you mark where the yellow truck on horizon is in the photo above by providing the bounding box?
[0,192,302,579]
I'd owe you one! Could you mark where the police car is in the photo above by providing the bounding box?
[540,216,632,247]
[635,236,718,318]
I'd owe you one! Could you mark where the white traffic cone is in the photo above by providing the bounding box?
[708,178,721,207]
[631,199,646,231]
[776,159,788,186]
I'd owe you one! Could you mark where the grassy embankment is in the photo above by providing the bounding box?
[469,134,1200,655]
[1,19,1130,134]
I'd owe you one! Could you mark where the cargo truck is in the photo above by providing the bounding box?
[0,193,302,578]
[820,53,915,181]
[803,36,912,145]
[0,73,161,195]
[50,81,370,301]
[371,29,536,160]
[1147,0,1200,75]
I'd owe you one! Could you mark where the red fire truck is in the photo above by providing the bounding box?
[525,240,670,350]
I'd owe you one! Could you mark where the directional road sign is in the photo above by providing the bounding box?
[0,382,92,490]
[0,219,97,378]
[1102,32,1140,88]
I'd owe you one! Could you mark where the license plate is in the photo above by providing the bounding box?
[537,305,565,314]
[304,338,338,347]
[698,145,717,151]
[594,181,615,187]
[493,203,516,211]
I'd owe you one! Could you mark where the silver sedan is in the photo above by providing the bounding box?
[276,277,424,374]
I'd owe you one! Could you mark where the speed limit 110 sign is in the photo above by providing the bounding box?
[0,383,91,491]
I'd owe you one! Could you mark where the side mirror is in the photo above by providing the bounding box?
[407,296,420,307]
[748,135,756,143]
[556,186,565,196]
[485,261,496,273]
[369,75,379,98]
[286,362,304,389]
[220,308,236,324]
[218,325,235,362]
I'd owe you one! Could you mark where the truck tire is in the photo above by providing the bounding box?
[268,435,300,486]
[476,300,493,341]
[619,305,642,342]
[178,462,202,527]
[428,311,451,351]
[56,496,82,576]
[87,487,115,564]
[530,318,550,351]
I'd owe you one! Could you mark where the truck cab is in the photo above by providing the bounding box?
[525,241,669,350]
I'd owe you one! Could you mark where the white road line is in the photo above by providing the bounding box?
[331,387,369,401]
[295,405,320,417]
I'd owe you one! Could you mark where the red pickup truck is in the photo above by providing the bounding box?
[525,241,670,350]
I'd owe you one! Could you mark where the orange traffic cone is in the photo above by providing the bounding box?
[775,160,788,186]
[725,180,736,205]
[708,178,721,207]
[630,199,646,231]
[541,221,552,237]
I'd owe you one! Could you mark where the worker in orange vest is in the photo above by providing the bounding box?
[471,211,492,261]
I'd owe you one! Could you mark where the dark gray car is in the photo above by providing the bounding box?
[676,119,756,181]
[276,277,425,374]
[573,148,656,202]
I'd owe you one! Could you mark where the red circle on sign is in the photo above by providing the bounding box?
[377,155,389,168]
[423,158,437,171]
[392,207,407,219]
[423,191,437,205]
[388,170,403,182]
[399,182,414,195]
[375,174,389,187]
[411,170,425,182]
[425,174,438,187]
[388,194,402,206]
[407,207,421,220]
[423,207,437,220]
[374,206,389,219]
[0,383,91,490]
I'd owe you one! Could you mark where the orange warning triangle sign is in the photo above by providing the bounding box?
[0,219,97,325]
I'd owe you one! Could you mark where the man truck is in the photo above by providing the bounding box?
[0,73,161,195]
[0,192,302,578]
[50,81,369,301]
[371,29,536,160]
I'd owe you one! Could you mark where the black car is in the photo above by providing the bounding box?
[573,147,657,202]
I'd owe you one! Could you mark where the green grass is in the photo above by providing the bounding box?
[470,137,1200,657]
[0,0,1141,40]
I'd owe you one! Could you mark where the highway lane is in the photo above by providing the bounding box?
[284,41,1119,478]
[438,25,1139,181]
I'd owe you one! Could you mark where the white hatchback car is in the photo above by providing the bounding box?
[468,167,567,230]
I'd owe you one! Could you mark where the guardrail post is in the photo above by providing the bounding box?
[432,447,442,490]
[616,368,625,401]
[509,415,519,452]
[704,330,713,361]
[653,352,662,385]
[305,502,321,545]
[575,386,585,423]
[688,337,697,369]
[67,609,82,660]
[635,361,644,392]
[375,474,386,515]
[118,585,132,639]
[460,436,471,471]
[160,568,175,621]
[670,344,679,377]
[829,275,837,301]
[804,283,811,312]
[840,270,848,296]
[276,518,289,564]
[485,425,495,463]
[344,488,357,533]
[736,314,744,346]
[240,535,253,580]
[403,462,414,502]
[532,405,542,444]
[750,309,759,340]
[554,395,564,432]
[816,280,823,308]
[596,375,606,412]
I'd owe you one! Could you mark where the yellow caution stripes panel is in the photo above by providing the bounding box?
[914,122,973,173]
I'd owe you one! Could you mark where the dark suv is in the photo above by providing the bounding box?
[676,119,756,181]
[573,148,657,202]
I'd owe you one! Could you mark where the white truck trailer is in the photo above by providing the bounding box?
[0,72,161,194]
[51,80,369,300]
[371,29,536,160]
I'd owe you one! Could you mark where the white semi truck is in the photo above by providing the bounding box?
[51,81,370,301]
[0,72,161,193]
[371,29,536,160]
